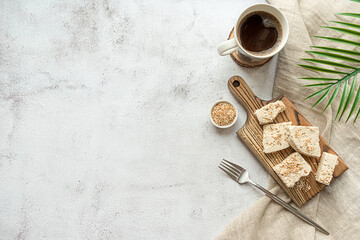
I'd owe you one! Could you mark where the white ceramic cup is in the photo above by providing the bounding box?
[217,3,289,61]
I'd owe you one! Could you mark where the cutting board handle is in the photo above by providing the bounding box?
[228,76,264,114]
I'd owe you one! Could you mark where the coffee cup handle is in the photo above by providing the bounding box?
[217,38,238,56]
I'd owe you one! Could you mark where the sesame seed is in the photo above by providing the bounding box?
[211,102,236,126]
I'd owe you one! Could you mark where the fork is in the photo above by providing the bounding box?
[219,159,329,235]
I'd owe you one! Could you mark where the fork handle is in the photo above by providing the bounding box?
[247,180,329,235]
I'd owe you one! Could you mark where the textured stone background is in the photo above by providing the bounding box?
[0,0,277,239]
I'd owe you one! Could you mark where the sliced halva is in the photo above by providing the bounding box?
[315,152,338,185]
[287,126,321,158]
[273,152,312,188]
[263,122,292,153]
[254,100,286,125]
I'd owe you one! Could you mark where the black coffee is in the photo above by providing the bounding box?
[238,11,282,54]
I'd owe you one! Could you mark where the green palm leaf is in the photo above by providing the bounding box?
[335,78,349,120]
[306,51,360,63]
[324,84,340,112]
[300,77,340,81]
[339,76,357,120]
[298,64,347,74]
[312,88,331,107]
[347,76,360,121]
[322,26,360,37]
[337,13,360,18]
[354,103,360,122]
[302,83,334,87]
[330,21,360,30]
[310,46,360,56]
[300,0,360,123]
[305,86,332,100]
[314,36,360,47]
[301,58,357,69]
[324,26,360,37]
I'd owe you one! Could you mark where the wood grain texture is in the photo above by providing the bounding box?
[228,75,348,207]
[227,28,272,68]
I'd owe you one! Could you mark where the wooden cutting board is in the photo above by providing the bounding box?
[228,75,348,207]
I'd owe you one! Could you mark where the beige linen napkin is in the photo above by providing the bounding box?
[216,0,360,239]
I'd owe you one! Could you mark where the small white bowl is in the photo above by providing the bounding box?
[210,100,238,129]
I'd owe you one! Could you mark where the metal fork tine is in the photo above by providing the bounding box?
[218,165,237,181]
[222,159,245,172]
[218,159,329,234]
[220,162,239,177]
[220,161,241,175]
